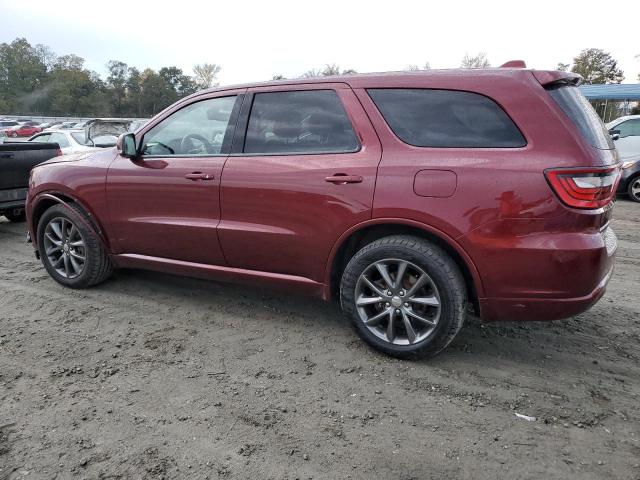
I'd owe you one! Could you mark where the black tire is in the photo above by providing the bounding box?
[340,235,466,359]
[37,203,113,288]
[627,175,640,203]
[4,209,26,222]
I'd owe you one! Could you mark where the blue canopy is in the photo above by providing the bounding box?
[579,84,640,101]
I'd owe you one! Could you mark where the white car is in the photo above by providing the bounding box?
[28,129,102,155]
[607,115,640,161]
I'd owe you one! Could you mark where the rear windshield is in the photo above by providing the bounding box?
[367,88,526,148]
[546,85,613,150]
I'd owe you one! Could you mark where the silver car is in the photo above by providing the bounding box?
[27,129,101,155]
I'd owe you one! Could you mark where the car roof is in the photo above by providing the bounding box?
[193,67,573,96]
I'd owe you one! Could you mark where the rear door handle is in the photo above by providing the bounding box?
[0,153,14,159]
[325,174,363,184]
[185,172,214,181]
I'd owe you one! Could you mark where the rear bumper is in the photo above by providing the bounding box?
[479,262,613,321]
[474,225,617,322]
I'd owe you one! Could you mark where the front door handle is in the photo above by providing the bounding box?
[185,172,214,181]
[325,174,363,184]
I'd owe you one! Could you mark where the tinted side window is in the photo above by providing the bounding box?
[142,96,238,156]
[244,90,359,154]
[368,88,526,148]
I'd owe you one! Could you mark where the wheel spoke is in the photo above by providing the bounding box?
[52,254,64,268]
[365,307,391,326]
[357,295,384,306]
[401,310,417,344]
[409,296,439,306]
[46,245,62,255]
[69,254,81,274]
[386,309,396,342]
[405,309,436,326]
[49,221,62,240]
[375,263,394,290]
[395,261,408,289]
[45,232,62,246]
[362,276,386,297]
[405,274,428,297]
[70,240,84,247]
[69,250,85,261]
[63,253,71,277]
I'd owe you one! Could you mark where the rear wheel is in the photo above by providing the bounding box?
[628,176,640,203]
[37,203,113,288]
[340,235,467,359]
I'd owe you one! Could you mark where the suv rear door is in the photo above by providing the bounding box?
[218,83,382,283]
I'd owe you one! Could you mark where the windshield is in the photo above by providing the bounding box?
[71,131,90,145]
[546,85,614,150]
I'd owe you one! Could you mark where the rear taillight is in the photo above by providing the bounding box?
[56,149,62,156]
[545,166,620,209]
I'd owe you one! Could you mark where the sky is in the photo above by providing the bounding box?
[1,0,639,85]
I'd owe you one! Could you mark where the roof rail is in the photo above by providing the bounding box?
[500,60,527,68]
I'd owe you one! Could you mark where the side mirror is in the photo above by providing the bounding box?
[118,133,138,158]
[609,129,620,141]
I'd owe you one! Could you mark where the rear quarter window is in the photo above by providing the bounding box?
[546,85,614,150]
[367,88,526,148]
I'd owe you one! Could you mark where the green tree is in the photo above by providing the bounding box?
[0,38,48,113]
[106,60,129,116]
[570,48,624,84]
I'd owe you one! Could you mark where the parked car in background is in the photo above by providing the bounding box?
[1,141,61,221]
[5,124,42,138]
[0,120,20,133]
[128,119,149,132]
[26,67,620,359]
[607,115,640,161]
[617,156,640,202]
[55,121,78,130]
[28,129,101,155]
[38,121,63,130]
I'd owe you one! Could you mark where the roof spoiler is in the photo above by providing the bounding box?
[533,70,582,87]
[500,60,527,68]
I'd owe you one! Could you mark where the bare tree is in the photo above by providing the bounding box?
[405,62,431,71]
[461,53,490,69]
[193,63,221,89]
[272,74,285,80]
[556,62,570,72]
[301,64,357,78]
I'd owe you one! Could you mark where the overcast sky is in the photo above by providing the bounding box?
[2,0,639,85]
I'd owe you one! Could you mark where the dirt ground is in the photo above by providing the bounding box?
[1,200,639,480]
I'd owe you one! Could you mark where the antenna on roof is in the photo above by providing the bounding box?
[500,60,527,68]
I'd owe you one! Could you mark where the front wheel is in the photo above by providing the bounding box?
[37,203,113,288]
[628,176,640,203]
[340,235,467,359]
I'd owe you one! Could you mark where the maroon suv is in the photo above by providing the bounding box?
[26,65,620,358]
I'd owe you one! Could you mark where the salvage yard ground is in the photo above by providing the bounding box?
[1,200,639,479]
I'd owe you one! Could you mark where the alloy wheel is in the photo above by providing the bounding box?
[43,217,86,279]
[354,259,441,346]
[631,179,640,202]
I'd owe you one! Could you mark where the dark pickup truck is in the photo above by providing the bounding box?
[0,142,61,222]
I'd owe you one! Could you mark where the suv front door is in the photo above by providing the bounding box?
[218,84,382,283]
[106,91,244,265]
